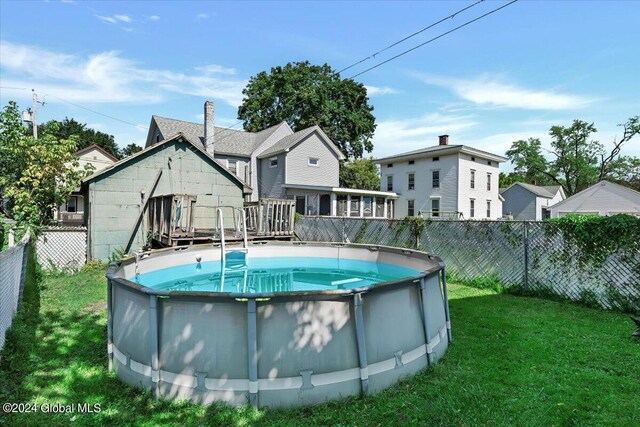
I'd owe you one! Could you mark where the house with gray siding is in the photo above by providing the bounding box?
[500,182,565,220]
[145,101,397,217]
[548,180,640,218]
[374,135,507,219]
[82,133,249,261]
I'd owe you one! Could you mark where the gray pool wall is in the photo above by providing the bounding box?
[106,242,450,409]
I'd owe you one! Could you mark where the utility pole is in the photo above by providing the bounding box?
[32,89,38,139]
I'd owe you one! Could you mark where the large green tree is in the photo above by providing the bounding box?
[32,117,121,159]
[339,157,380,190]
[237,61,376,159]
[121,143,143,157]
[505,117,640,195]
[0,102,90,227]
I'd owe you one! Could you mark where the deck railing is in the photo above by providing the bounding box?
[245,198,296,236]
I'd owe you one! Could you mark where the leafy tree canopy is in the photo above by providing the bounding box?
[32,117,121,159]
[505,117,640,195]
[237,61,376,159]
[121,143,143,157]
[0,101,92,227]
[339,157,380,190]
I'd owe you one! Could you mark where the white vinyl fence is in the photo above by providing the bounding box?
[0,230,30,353]
[36,226,87,271]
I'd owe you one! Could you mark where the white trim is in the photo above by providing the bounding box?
[308,157,320,167]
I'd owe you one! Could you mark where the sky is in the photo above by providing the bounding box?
[1,0,639,170]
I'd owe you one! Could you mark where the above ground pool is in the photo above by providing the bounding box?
[106,242,451,409]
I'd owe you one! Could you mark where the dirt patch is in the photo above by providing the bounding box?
[82,300,107,315]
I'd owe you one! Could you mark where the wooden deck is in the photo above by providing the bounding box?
[153,228,293,247]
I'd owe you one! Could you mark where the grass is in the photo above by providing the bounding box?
[1,255,639,426]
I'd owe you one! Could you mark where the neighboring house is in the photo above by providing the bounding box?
[374,135,507,219]
[82,133,250,261]
[549,180,640,218]
[500,182,565,220]
[145,101,397,217]
[56,144,118,225]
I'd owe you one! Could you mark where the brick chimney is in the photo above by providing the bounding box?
[204,101,215,156]
[439,134,449,146]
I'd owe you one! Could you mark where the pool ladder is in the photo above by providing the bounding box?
[215,207,249,292]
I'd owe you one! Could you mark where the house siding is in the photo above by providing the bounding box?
[250,124,293,201]
[257,154,287,199]
[457,154,501,219]
[284,133,340,187]
[501,185,538,220]
[86,140,244,261]
[214,153,251,183]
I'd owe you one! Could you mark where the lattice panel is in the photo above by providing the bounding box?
[36,227,87,271]
[0,231,29,353]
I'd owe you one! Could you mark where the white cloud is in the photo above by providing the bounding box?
[95,14,117,24]
[365,85,398,96]
[196,13,209,21]
[416,73,592,111]
[114,14,133,23]
[0,40,247,106]
[148,15,160,21]
[372,112,478,158]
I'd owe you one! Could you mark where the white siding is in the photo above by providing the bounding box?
[77,148,115,173]
[457,154,501,219]
[250,123,293,201]
[285,133,340,187]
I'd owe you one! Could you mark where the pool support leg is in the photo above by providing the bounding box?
[419,276,434,365]
[107,279,113,371]
[440,264,452,343]
[149,295,160,399]
[247,299,259,408]
[353,292,370,396]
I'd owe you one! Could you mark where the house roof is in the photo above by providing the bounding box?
[151,115,286,157]
[501,182,563,199]
[374,144,507,163]
[83,132,252,193]
[549,180,640,212]
[73,144,119,162]
[257,125,345,159]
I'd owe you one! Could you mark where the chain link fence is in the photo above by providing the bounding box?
[0,230,30,353]
[36,226,87,271]
[296,217,640,313]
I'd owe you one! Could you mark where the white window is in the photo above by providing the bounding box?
[308,157,319,166]
[408,173,415,190]
[470,199,475,218]
[486,200,491,217]
[407,200,415,217]
[431,198,440,217]
[487,172,491,191]
[228,160,237,175]
[470,170,476,189]
[270,157,278,168]
[65,196,78,213]
[432,170,440,189]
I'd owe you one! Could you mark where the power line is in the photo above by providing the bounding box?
[48,95,148,130]
[350,0,519,78]
[337,0,485,74]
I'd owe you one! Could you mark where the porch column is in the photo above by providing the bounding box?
[331,193,337,216]
[372,197,377,218]
[359,197,364,217]
[383,199,388,218]
[347,195,351,217]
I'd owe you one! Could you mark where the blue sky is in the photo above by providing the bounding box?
[1,0,639,168]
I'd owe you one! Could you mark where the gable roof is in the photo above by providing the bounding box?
[150,116,287,157]
[374,144,507,163]
[74,144,119,162]
[83,132,252,193]
[549,180,640,212]
[501,182,563,198]
[257,125,345,159]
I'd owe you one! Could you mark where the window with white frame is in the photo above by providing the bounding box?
[408,173,415,190]
[386,175,393,191]
[470,199,475,218]
[486,200,491,217]
[431,198,440,217]
[487,172,491,191]
[470,170,476,189]
[407,200,415,217]
[65,196,78,213]
[308,157,319,166]
[228,160,237,175]
[269,157,278,168]
[432,170,440,189]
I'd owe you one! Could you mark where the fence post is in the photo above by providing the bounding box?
[523,221,529,290]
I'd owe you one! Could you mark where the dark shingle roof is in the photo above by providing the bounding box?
[153,116,284,157]
[257,126,319,158]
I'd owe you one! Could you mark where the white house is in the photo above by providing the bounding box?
[500,182,565,220]
[56,144,118,225]
[374,135,507,219]
[549,180,640,218]
[145,101,397,218]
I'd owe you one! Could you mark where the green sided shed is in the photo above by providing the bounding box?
[81,132,251,261]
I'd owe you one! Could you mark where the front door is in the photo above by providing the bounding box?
[319,194,331,216]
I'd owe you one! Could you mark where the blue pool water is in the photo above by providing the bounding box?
[131,256,421,293]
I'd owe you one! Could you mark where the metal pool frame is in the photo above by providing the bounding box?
[105,241,451,409]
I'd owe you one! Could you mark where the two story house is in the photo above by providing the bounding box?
[374,135,507,219]
[145,101,397,218]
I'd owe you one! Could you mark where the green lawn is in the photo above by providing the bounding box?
[1,253,639,426]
